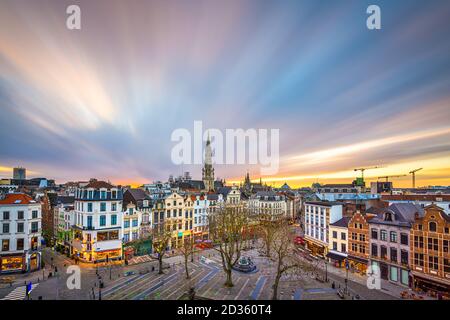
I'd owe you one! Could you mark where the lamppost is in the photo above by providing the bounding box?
[344,259,349,294]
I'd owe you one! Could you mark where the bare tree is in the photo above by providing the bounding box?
[270,219,314,300]
[208,203,250,287]
[179,236,194,279]
[152,224,172,274]
[257,210,280,257]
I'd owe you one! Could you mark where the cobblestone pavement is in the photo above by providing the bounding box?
[0,245,409,300]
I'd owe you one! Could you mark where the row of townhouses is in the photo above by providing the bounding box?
[304,198,450,295]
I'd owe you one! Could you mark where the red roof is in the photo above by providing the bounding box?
[0,193,36,205]
[84,181,115,189]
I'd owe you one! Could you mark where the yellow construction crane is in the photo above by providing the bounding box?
[409,168,423,188]
[354,166,381,180]
[377,175,407,182]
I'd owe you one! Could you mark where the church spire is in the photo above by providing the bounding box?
[202,132,215,191]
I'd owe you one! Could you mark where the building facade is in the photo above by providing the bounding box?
[71,181,123,263]
[304,201,343,257]
[368,203,421,287]
[0,193,42,274]
[347,211,375,274]
[410,204,450,296]
[327,216,350,267]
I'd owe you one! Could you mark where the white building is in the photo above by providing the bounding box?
[248,191,287,218]
[192,194,209,240]
[304,201,343,257]
[327,216,350,267]
[0,193,42,274]
[71,181,123,263]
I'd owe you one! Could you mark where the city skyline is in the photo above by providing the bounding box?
[1,0,450,187]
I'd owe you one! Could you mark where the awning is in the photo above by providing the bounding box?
[326,252,347,261]
[348,255,368,264]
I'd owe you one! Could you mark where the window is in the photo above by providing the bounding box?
[112,190,117,199]
[390,231,397,243]
[341,243,346,253]
[444,240,449,253]
[100,203,106,212]
[132,219,138,227]
[429,222,437,232]
[3,223,10,233]
[124,234,129,242]
[111,203,117,211]
[332,242,337,250]
[371,244,378,257]
[2,239,9,251]
[17,211,24,220]
[444,259,450,273]
[359,244,365,254]
[390,248,398,263]
[3,211,10,220]
[414,253,424,267]
[17,222,24,233]
[428,256,439,270]
[428,237,438,251]
[132,231,138,240]
[380,230,387,241]
[359,234,366,242]
[111,215,117,225]
[445,227,449,234]
[101,191,106,199]
[100,215,106,226]
[371,229,378,240]
[32,210,38,219]
[332,231,337,239]
[87,203,93,212]
[341,232,346,240]
[417,224,423,231]
[381,246,387,259]
[87,216,93,228]
[401,250,408,265]
[16,238,24,251]
[124,220,130,228]
[351,233,357,240]
[414,236,424,248]
[351,243,357,252]
[31,222,38,233]
[400,233,408,245]
[390,266,398,282]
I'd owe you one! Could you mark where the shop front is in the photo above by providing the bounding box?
[412,271,450,297]
[326,251,346,268]
[95,248,122,262]
[29,252,40,271]
[348,255,368,274]
[0,254,25,274]
[305,238,327,258]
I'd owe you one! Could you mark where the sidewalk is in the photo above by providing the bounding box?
[321,262,434,300]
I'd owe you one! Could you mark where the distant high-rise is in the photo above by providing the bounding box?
[13,167,26,180]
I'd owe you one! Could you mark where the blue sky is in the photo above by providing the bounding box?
[1,0,450,187]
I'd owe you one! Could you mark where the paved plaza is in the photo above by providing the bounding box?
[0,245,403,300]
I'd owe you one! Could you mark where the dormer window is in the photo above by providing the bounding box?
[429,221,437,232]
[112,190,117,199]
[88,190,93,199]
[385,212,393,222]
[100,190,107,199]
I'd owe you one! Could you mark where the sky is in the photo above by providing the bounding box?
[1,0,450,188]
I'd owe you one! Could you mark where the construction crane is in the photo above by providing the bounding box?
[377,175,407,182]
[354,166,381,180]
[409,168,423,188]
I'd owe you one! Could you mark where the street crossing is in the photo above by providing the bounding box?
[0,283,39,300]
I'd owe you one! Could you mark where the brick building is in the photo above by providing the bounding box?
[410,204,450,297]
